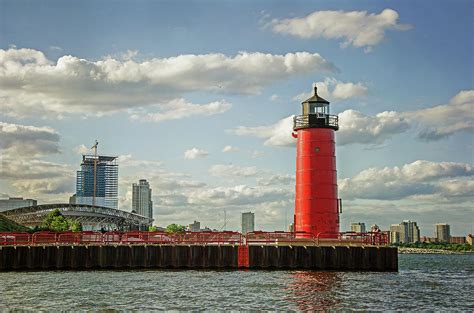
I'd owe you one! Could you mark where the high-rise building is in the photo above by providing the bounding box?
[132,179,153,219]
[389,224,401,244]
[241,212,255,235]
[435,223,450,242]
[390,220,420,243]
[401,220,420,243]
[351,222,366,233]
[188,221,200,232]
[75,155,118,209]
[0,197,37,212]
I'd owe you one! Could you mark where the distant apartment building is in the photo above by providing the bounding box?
[350,222,366,233]
[421,236,437,243]
[435,223,450,242]
[241,212,255,235]
[370,224,381,232]
[390,220,420,243]
[0,197,37,212]
[188,221,201,232]
[449,236,466,244]
[132,179,153,220]
[466,234,473,245]
[389,224,401,244]
[75,155,118,209]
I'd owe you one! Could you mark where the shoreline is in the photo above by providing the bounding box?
[397,247,473,254]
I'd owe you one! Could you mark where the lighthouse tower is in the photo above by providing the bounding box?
[293,85,340,238]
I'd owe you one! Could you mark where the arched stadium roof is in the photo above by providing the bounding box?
[1,203,152,230]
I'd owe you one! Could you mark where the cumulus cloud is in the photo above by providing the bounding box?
[0,122,60,157]
[117,154,163,168]
[405,90,474,141]
[222,145,239,153]
[293,78,368,102]
[0,158,72,180]
[187,185,293,206]
[209,164,259,178]
[339,160,474,200]
[119,166,206,210]
[257,174,295,186]
[270,8,412,51]
[337,109,409,145]
[0,122,75,200]
[73,144,90,155]
[130,98,232,123]
[229,110,409,148]
[231,90,471,147]
[437,180,474,198]
[270,94,279,101]
[229,115,295,147]
[184,148,209,159]
[0,157,75,196]
[0,47,336,118]
[228,110,407,148]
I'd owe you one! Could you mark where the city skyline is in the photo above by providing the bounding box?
[0,0,472,235]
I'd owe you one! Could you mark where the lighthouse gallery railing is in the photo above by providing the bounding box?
[293,114,339,131]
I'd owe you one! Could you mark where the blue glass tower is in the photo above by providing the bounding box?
[75,155,118,209]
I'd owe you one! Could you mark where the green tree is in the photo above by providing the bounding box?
[42,209,65,230]
[41,209,83,232]
[49,215,70,232]
[166,223,186,233]
[148,225,157,232]
[69,220,83,232]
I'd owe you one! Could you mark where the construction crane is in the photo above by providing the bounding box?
[91,140,98,207]
[220,208,227,231]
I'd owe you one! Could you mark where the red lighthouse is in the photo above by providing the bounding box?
[293,85,340,238]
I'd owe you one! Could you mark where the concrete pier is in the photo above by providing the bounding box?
[0,245,397,271]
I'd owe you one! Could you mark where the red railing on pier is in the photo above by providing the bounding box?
[0,231,243,246]
[0,231,388,246]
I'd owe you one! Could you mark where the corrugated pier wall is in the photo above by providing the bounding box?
[0,245,397,271]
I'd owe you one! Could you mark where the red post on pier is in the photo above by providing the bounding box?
[237,245,249,268]
[293,86,341,238]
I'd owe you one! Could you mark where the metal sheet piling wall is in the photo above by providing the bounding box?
[248,246,397,271]
[0,245,397,271]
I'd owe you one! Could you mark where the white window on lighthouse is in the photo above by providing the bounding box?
[310,104,328,115]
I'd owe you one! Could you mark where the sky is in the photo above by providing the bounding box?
[0,0,473,236]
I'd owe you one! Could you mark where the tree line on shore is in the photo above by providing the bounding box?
[392,242,473,252]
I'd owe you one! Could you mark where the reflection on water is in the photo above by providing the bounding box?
[285,271,343,311]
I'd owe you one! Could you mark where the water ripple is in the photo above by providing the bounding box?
[0,254,472,310]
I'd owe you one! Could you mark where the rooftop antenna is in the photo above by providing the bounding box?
[91,140,98,206]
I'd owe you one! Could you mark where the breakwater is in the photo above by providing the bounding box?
[0,245,397,271]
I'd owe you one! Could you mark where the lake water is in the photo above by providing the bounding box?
[0,254,473,311]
